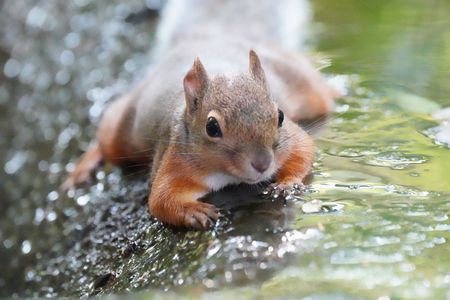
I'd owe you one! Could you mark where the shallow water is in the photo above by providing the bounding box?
[1,0,450,299]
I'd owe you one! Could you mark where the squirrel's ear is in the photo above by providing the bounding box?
[183,57,209,113]
[249,50,266,84]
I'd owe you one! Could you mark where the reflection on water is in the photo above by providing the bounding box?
[0,0,450,299]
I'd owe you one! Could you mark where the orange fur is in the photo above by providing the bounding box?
[148,146,218,228]
[61,143,103,191]
[97,96,150,166]
[276,149,312,186]
[63,47,331,230]
[275,122,315,186]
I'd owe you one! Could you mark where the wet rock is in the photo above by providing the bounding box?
[122,241,139,258]
[91,272,115,290]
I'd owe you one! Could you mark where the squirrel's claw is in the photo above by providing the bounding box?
[60,144,103,193]
[183,202,219,230]
[60,169,93,193]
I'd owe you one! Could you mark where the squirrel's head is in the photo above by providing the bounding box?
[182,50,284,184]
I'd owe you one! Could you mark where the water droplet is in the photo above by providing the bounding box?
[35,72,52,89]
[435,224,450,231]
[46,211,57,222]
[25,270,36,281]
[3,239,13,249]
[363,151,427,169]
[224,271,232,282]
[145,0,162,9]
[285,194,295,201]
[47,191,59,201]
[124,59,136,73]
[64,32,81,49]
[74,0,91,7]
[60,50,75,66]
[21,240,32,254]
[202,278,215,288]
[38,160,49,172]
[399,262,416,272]
[34,208,45,225]
[302,199,323,213]
[206,241,221,259]
[88,69,104,83]
[433,214,448,222]
[323,241,338,249]
[432,237,446,244]
[3,59,21,78]
[49,163,62,174]
[76,194,90,206]
[4,151,28,174]
[26,6,47,28]
[55,70,71,85]
[19,62,36,84]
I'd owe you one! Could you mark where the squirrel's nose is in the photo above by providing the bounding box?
[251,151,271,173]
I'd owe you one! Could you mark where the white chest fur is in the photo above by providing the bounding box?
[203,173,241,191]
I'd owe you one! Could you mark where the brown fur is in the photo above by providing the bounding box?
[62,1,338,229]
[148,146,218,229]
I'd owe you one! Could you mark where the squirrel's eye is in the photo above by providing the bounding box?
[278,109,284,128]
[206,117,222,138]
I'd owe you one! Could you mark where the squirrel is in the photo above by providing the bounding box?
[62,0,338,229]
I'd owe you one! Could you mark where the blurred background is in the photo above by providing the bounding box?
[0,0,449,298]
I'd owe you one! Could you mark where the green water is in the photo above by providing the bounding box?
[0,0,449,299]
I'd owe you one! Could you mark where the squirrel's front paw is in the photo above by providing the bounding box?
[182,202,220,230]
[60,168,94,192]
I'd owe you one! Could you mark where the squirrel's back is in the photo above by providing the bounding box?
[130,0,334,154]
[152,0,311,58]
